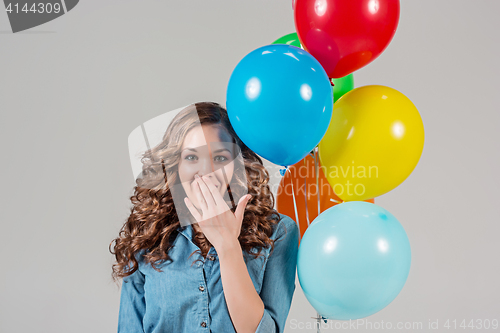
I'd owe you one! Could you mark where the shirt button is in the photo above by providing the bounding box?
[199,285,205,292]
[201,321,207,327]
[209,255,216,261]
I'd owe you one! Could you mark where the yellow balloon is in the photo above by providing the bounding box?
[318,85,425,201]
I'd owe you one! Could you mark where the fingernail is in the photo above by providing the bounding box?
[247,194,252,200]
[195,174,199,179]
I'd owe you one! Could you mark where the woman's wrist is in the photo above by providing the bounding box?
[216,238,242,260]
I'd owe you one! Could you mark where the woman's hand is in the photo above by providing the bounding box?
[184,174,252,252]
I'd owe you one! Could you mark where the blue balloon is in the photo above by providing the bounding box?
[226,44,333,167]
[297,201,411,320]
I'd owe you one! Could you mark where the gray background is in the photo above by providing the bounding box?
[1,1,499,332]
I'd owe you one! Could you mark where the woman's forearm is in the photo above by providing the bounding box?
[218,240,264,333]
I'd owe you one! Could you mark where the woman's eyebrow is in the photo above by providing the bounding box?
[182,148,231,153]
[213,148,231,153]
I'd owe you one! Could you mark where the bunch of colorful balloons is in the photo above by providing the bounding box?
[226,0,424,321]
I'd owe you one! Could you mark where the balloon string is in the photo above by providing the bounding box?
[288,167,301,242]
[314,146,320,216]
[303,158,311,227]
[313,148,330,332]
[314,145,346,205]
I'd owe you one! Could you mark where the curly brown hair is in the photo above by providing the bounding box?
[109,101,282,285]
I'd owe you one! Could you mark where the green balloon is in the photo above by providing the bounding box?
[271,32,302,48]
[272,32,354,103]
[331,74,354,103]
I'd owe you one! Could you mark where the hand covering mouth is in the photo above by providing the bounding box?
[192,179,219,188]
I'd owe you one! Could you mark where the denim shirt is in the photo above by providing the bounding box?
[117,213,299,333]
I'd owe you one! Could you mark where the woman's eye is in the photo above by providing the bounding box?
[185,155,228,162]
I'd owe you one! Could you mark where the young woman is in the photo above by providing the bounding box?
[110,102,299,333]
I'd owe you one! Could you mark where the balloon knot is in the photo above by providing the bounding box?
[279,166,288,176]
[330,79,335,87]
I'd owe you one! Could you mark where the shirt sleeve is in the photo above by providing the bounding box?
[255,215,299,333]
[117,258,146,333]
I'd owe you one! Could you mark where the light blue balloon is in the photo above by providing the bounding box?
[297,201,411,320]
[226,44,333,167]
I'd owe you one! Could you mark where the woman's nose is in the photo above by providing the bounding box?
[197,157,215,176]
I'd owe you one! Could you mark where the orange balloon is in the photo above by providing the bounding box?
[276,153,375,244]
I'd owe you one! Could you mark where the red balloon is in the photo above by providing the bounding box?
[294,0,400,78]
